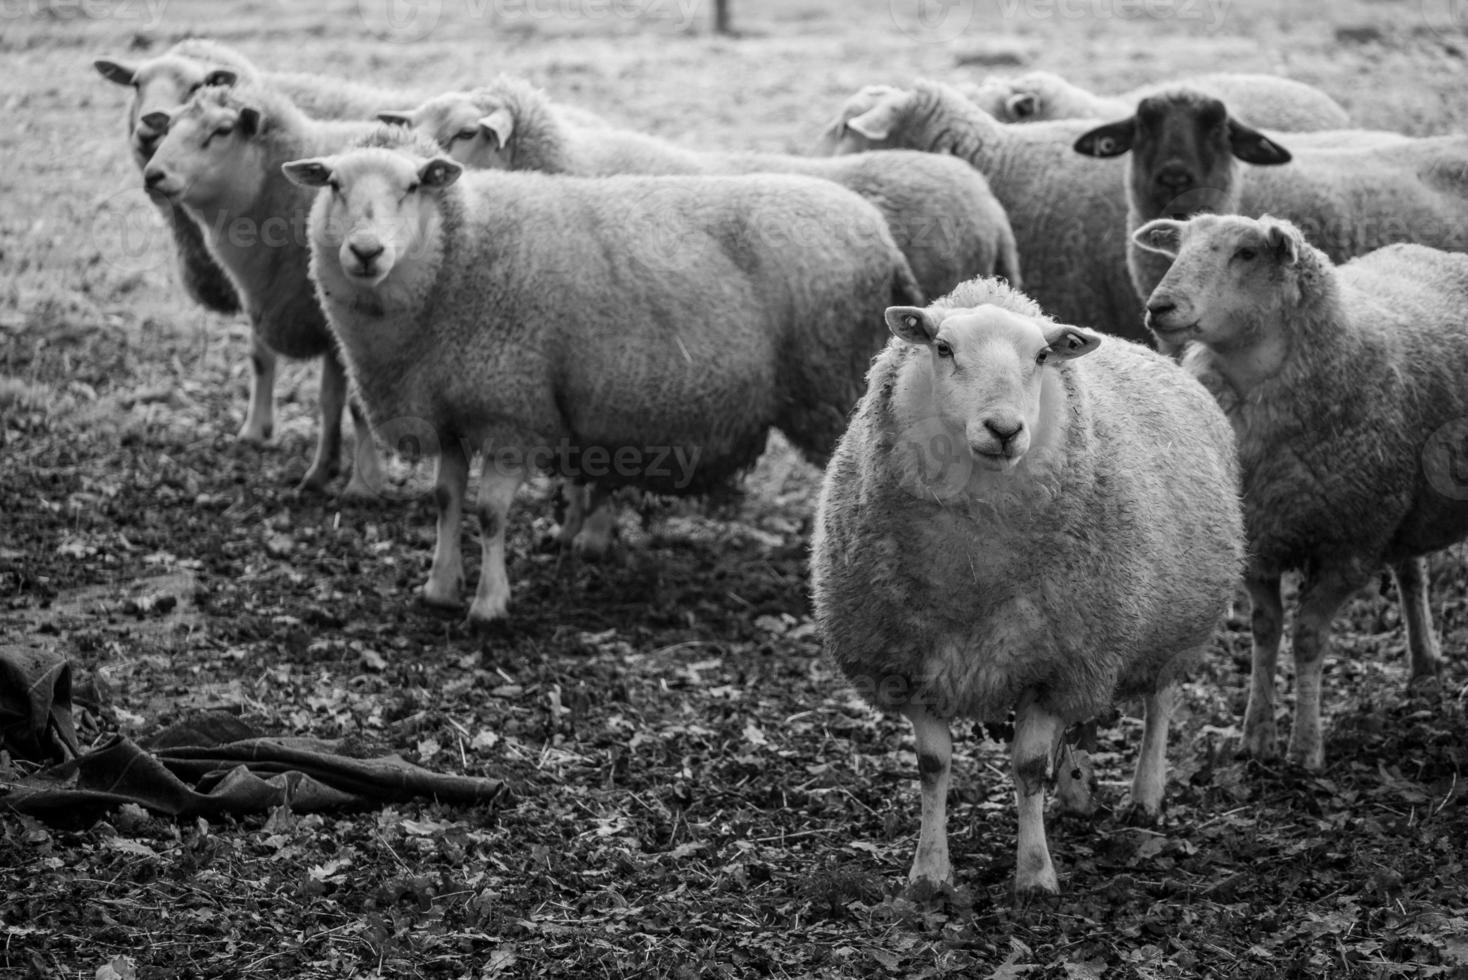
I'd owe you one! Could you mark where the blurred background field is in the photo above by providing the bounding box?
[2,2,1467,978]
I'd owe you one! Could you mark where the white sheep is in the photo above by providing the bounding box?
[93,38,443,447]
[381,75,1021,301]
[810,277,1243,895]
[1073,88,1464,343]
[964,70,1349,130]
[817,80,1145,343]
[143,84,385,497]
[282,127,922,624]
[1134,213,1468,770]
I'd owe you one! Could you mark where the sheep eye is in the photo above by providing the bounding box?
[1036,349,1050,365]
[934,340,954,359]
[327,178,341,193]
[455,129,478,143]
[406,181,420,195]
[1236,247,1257,261]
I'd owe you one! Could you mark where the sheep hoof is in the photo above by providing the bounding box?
[466,599,509,629]
[571,531,617,561]
[1013,876,1061,906]
[420,580,464,609]
[1118,802,1162,827]
[237,422,273,446]
[1407,665,1443,689]
[338,474,382,505]
[1285,741,1326,772]
[1239,725,1278,761]
[903,875,955,904]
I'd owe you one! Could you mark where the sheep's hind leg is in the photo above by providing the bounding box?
[1241,574,1284,760]
[299,350,347,493]
[1287,568,1361,771]
[572,485,618,559]
[902,704,953,894]
[1012,693,1062,897]
[422,441,468,608]
[467,453,526,625]
[1128,684,1178,819]
[238,334,276,445]
[340,399,386,503]
[1392,557,1444,683]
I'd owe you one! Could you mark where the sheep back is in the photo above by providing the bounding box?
[814,306,1241,723]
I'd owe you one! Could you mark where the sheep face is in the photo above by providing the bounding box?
[379,95,515,171]
[885,303,1099,473]
[283,148,462,288]
[95,54,234,163]
[962,73,1050,123]
[1073,91,1291,221]
[1136,213,1305,352]
[142,89,266,208]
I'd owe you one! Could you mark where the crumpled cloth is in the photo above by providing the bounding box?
[0,647,502,827]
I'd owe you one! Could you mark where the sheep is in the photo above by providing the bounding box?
[964,70,1349,130]
[1134,213,1468,770]
[381,75,1021,300]
[142,84,385,497]
[1073,88,1465,345]
[816,80,1146,344]
[281,126,923,624]
[93,38,445,446]
[810,276,1243,896]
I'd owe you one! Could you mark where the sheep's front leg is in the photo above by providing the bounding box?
[1288,569,1360,770]
[422,441,468,608]
[1241,574,1284,759]
[467,454,526,625]
[238,333,277,445]
[902,704,953,891]
[1012,694,1062,896]
[300,349,347,493]
[341,399,386,503]
[1392,557,1444,682]
[1129,684,1178,817]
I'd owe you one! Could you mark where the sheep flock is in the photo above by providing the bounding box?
[79,28,1468,909]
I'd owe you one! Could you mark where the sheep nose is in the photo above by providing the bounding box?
[143,168,165,190]
[1147,298,1177,318]
[349,241,385,264]
[1156,167,1193,191]
[984,418,1024,444]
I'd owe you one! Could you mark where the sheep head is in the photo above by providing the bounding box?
[1136,213,1307,362]
[1073,89,1292,222]
[817,84,909,155]
[284,142,461,288]
[379,93,516,171]
[885,303,1098,475]
[141,85,265,206]
[95,54,247,162]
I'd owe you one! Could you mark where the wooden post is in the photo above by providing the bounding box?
[714,0,732,35]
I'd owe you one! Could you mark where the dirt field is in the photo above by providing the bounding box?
[2,0,1467,976]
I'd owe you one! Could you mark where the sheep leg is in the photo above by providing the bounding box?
[1129,684,1178,817]
[299,350,347,493]
[467,454,526,625]
[422,441,469,608]
[1241,574,1284,759]
[340,399,385,503]
[557,483,589,547]
[902,705,953,891]
[1391,557,1444,682]
[1012,694,1062,896]
[1287,570,1359,771]
[572,485,618,559]
[238,334,277,445]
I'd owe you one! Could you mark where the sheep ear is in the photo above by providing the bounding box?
[418,157,462,189]
[203,69,238,88]
[377,111,414,127]
[885,306,938,344]
[845,101,899,141]
[478,108,515,150]
[1073,117,1134,157]
[1227,119,1291,166]
[1005,92,1037,120]
[1132,219,1186,258]
[238,106,262,137]
[1261,218,1302,265]
[1041,325,1102,361]
[94,58,136,86]
[281,158,335,188]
